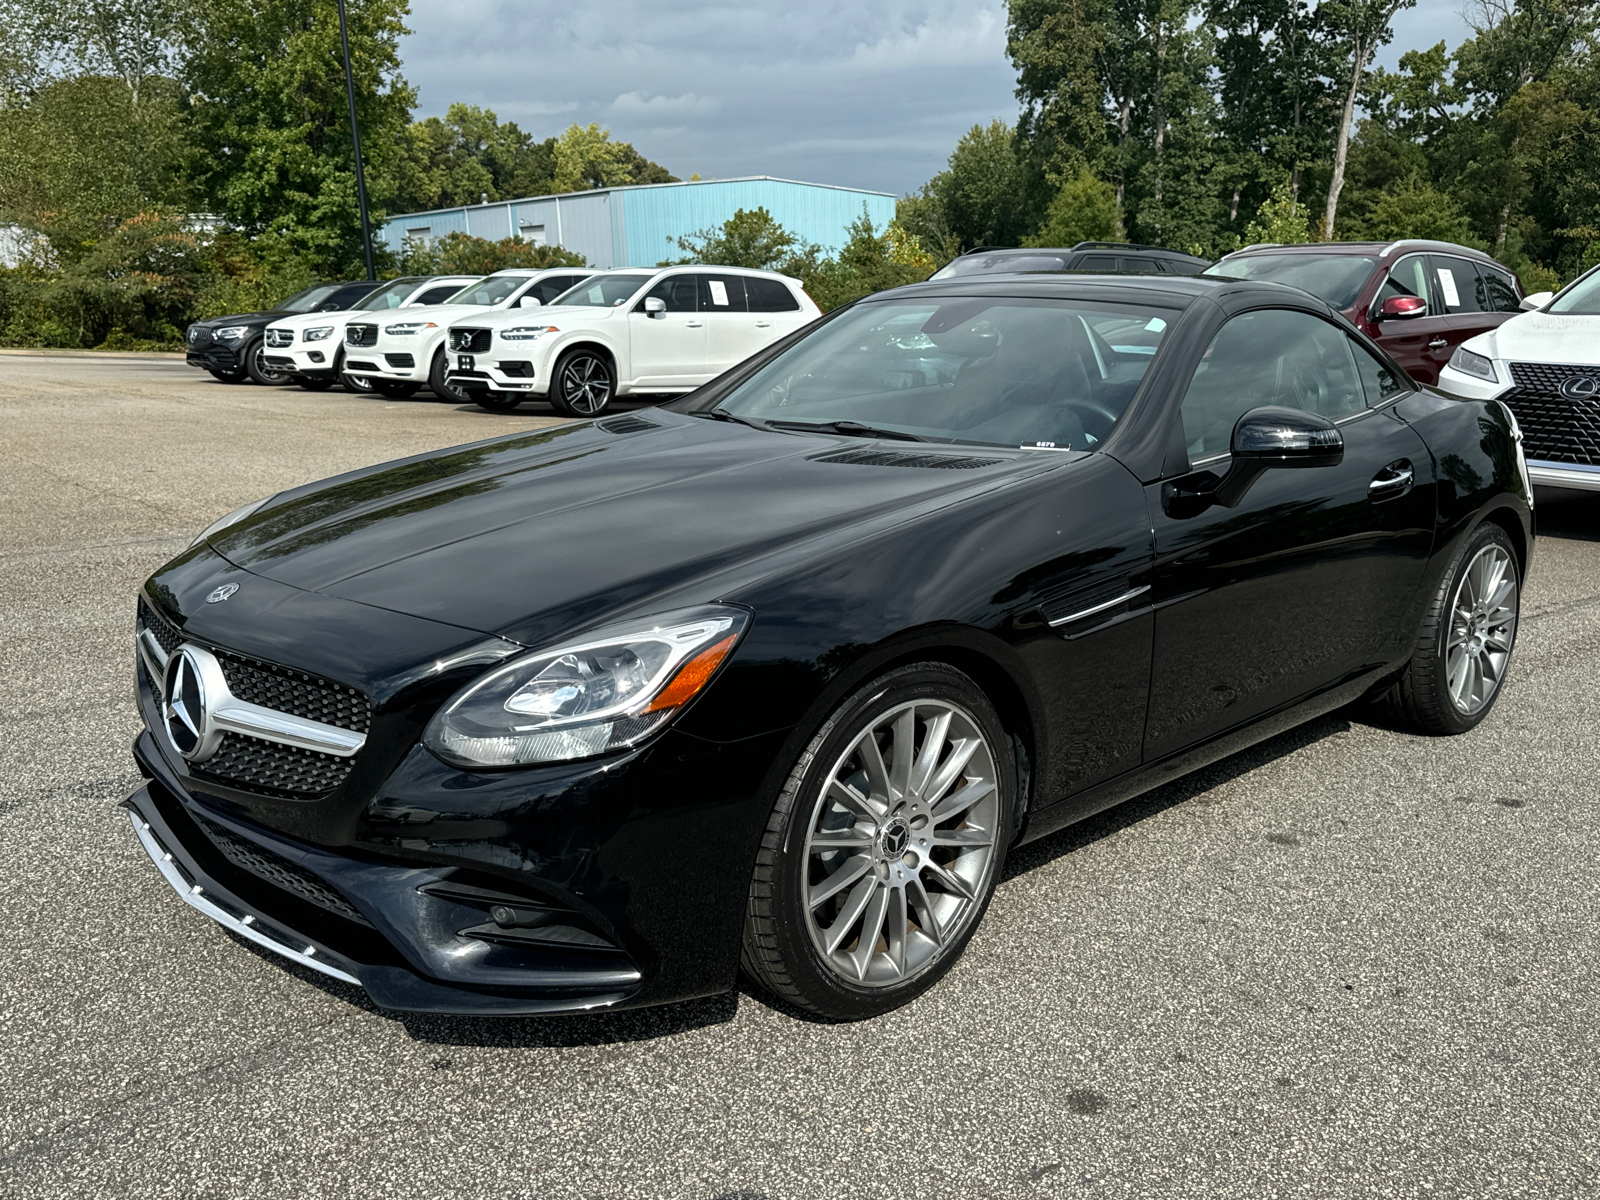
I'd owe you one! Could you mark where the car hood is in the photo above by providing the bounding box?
[207,413,1066,647]
[1469,311,1600,365]
[361,301,494,324]
[268,310,361,332]
[458,306,618,331]
[194,311,287,328]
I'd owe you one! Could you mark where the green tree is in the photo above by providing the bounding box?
[929,120,1033,250]
[671,207,806,269]
[550,123,676,193]
[1006,0,1109,187]
[183,0,417,273]
[396,232,585,275]
[1321,0,1419,238]
[1241,177,1316,243]
[1024,171,1123,245]
[797,212,936,311]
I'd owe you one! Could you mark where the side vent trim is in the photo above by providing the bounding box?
[812,449,1004,470]
[598,415,661,435]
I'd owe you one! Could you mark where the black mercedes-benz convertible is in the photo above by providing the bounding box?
[127,274,1532,1021]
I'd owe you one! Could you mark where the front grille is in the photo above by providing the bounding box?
[188,327,210,348]
[264,329,293,348]
[192,810,372,926]
[449,328,491,353]
[812,448,1004,470]
[197,732,355,797]
[384,353,415,368]
[345,323,377,347]
[345,360,377,372]
[138,597,183,655]
[1502,362,1600,465]
[211,649,369,734]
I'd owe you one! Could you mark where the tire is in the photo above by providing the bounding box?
[244,340,293,386]
[1371,521,1521,735]
[741,662,1016,1021]
[341,370,375,394]
[549,347,615,417]
[475,390,523,411]
[372,380,420,399]
[208,368,246,384]
[428,347,468,403]
[297,376,335,392]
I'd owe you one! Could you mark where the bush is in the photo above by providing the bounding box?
[1023,172,1122,248]
[396,233,585,276]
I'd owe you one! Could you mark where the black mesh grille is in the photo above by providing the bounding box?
[210,650,369,734]
[384,353,415,368]
[812,448,1004,470]
[192,810,371,926]
[195,732,354,796]
[449,328,491,353]
[1502,363,1600,465]
[598,415,659,434]
[138,597,183,655]
[345,323,377,347]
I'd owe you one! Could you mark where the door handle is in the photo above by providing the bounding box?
[1370,460,1414,502]
[686,321,704,328]
[755,321,773,327]
[1427,337,1448,349]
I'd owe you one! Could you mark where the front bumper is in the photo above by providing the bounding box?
[186,344,246,371]
[342,336,432,383]
[447,357,544,396]
[265,343,340,377]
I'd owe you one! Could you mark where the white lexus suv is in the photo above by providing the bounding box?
[1437,262,1600,491]
[342,268,596,402]
[443,266,821,415]
[263,275,479,395]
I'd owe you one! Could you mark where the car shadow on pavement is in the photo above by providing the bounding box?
[1532,487,1600,543]
[1003,711,1353,881]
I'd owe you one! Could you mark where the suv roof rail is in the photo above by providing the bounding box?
[1069,241,1176,253]
[960,245,1017,255]
[1227,243,1281,255]
[1379,237,1490,257]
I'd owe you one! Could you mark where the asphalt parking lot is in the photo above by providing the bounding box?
[3,349,1599,1200]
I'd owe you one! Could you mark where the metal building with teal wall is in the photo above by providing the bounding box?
[377,177,897,269]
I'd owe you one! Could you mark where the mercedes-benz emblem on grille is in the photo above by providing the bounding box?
[1558,375,1599,400]
[163,648,216,761]
[206,583,239,604]
[187,328,199,344]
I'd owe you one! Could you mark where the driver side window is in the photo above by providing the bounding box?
[1180,309,1365,460]
[637,275,698,313]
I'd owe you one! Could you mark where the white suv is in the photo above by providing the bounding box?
[263,275,480,395]
[342,268,597,402]
[443,266,821,415]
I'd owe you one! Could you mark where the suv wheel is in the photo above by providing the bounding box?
[244,340,292,386]
[550,348,614,417]
[429,347,468,402]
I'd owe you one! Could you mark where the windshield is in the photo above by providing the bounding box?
[931,253,1071,280]
[1204,253,1377,310]
[352,278,426,311]
[1549,268,1600,315]
[450,275,532,307]
[698,297,1177,449]
[275,284,342,313]
[552,274,654,307]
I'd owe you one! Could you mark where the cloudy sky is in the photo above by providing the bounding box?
[400,0,1474,199]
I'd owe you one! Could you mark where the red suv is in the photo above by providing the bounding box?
[1204,240,1524,385]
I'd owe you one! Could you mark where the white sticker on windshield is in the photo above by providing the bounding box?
[708,280,730,307]
[1144,317,1167,331]
[1437,267,1460,309]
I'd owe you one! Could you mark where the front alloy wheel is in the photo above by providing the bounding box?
[742,663,1014,1020]
[245,340,292,386]
[551,349,614,417]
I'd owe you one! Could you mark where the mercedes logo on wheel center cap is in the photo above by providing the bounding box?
[162,645,227,762]
[1558,375,1599,401]
[880,818,910,858]
[206,583,239,604]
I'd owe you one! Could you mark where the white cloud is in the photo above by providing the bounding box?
[611,91,721,116]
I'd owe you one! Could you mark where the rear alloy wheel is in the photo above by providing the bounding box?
[475,391,523,412]
[428,347,468,403]
[244,340,293,386]
[742,662,1014,1020]
[550,348,614,417]
[372,380,420,399]
[1372,521,1521,734]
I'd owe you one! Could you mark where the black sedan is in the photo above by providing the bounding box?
[128,274,1532,1021]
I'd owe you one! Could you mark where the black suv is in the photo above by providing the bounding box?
[185,281,378,385]
[929,242,1211,280]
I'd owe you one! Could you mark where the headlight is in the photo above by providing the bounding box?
[423,606,749,768]
[188,495,275,548]
[500,325,559,342]
[385,321,437,336]
[1449,346,1497,382]
[214,325,251,343]
[303,325,335,342]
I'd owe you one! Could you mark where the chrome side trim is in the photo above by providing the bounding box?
[127,811,361,986]
[137,628,169,693]
[1527,462,1600,492]
[1047,585,1152,628]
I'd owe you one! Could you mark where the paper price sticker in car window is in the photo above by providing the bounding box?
[1436,267,1460,309]
[708,280,730,307]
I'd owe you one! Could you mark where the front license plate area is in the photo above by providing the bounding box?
[457,354,475,371]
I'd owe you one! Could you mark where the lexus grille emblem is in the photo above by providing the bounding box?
[163,648,211,760]
[206,583,239,604]
[1558,375,1599,401]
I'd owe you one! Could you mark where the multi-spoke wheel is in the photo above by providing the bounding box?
[550,348,614,417]
[245,340,293,386]
[742,662,1014,1020]
[1371,520,1522,734]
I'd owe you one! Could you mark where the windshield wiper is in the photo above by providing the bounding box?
[698,407,775,432]
[768,419,929,442]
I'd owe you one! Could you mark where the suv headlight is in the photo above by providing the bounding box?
[1449,345,1497,382]
[385,321,437,336]
[188,494,275,548]
[500,325,559,342]
[423,606,749,768]
[214,325,251,343]
[303,325,335,342]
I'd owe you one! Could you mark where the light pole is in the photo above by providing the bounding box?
[337,0,376,281]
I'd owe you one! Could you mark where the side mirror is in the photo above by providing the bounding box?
[518,296,541,308]
[642,296,666,318]
[1378,296,1427,320]
[318,301,342,311]
[1519,291,1552,311]
[1211,406,1344,506]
